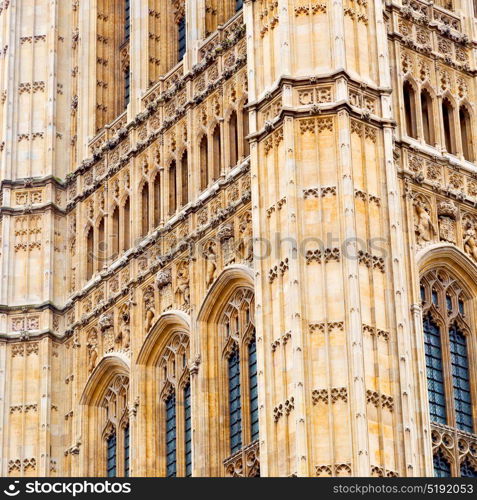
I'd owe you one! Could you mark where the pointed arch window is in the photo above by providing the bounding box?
[442,98,456,154]
[460,460,477,477]
[178,17,186,61]
[242,106,250,157]
[403,81,417,139]
[86,227,94,281]
[229,111,239,167]
[421,89,434,145]
[102,375,130,477]
[141,183,150,237]
[421,270,475,477]
[222,289,260,476]
[158,332,191,477]
[459,106,473,162]
[181,152,189,206]
[111,206,120,259]
[213,125,222,181]
[154,174,161,227]
[123,197,131,251]
[97,217,106,272]
[200,136,209,191]
[169,161,177,215]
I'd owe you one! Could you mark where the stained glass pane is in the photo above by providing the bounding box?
[423,317,447,425]
[248,339,259,442]
[228,350,242,454]
[461,460,477,477]
[165,394,177,477]
[449,325,473,433]
[124,424,130,477]
[107,432,117,478]
[184,384,192,477]
[434,451,451,477]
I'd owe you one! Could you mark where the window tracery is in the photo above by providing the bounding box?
[421,269,477,477]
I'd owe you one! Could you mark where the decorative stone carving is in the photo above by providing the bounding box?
[463,217,477,262]
[155,268,172,289]
[238,211,253,263]
[118,303,131,350]
[203,240,217,288]
[414,198,435,245]
[143,286,156,332]
[86,329,98,374]
[99,313,114,352]
[438,200,458,243]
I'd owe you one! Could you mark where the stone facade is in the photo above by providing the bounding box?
[0,0,476,478]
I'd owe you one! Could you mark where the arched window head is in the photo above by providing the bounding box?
[229,111,238,167]
[459,106,473,162]
[213,125,222,181]
[158,332,191,477]
[102,375,130,477]
[169,161,177,215]
[442,98,456,154]
[222,289,260,477]
[421,269,475,477]
[403,81,417,139]
[141,183,150,237]
[111,206,120,259]
[181,152,189,207]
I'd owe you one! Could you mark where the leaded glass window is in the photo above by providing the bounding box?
[124,424,130,477]
[449,326,473,433]
[102,375,129,477]
[421,269,476,478]
[228,350,242,454]
[460,460,477,477]
[107,432,117,478]
[124,0,130,40]
[165,393,177,477]
[423,316,447,425]
[249,339,259,442]
[184,384,192,477]
[158,332,190,477]
[434,451,451,477]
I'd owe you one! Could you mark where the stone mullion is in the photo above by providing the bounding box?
[129,0,148,118]
[336,109,370,476]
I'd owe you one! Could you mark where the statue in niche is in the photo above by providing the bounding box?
[238,211,253,262]
[118,303,131,350]
[176,261,190,306]
[143,286,156,333]
[414,200,435,244]
[99,313,114,353]
[203,240,217,288]
[86,329,98,374]
[464,221,477,261]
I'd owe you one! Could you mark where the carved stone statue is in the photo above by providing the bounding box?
[414,201,435,244]
[438,200,458,243]
[99,313,114,353]
[238,211,253,262]
[464,221,477,261]
[86,329,98,374]
[118,303,131,350]
[176,261,190,306]
[203,240,217,288]
[143,286,155,333]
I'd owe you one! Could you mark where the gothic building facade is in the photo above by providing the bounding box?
[0,0,477,478]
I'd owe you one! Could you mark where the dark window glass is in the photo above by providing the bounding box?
[433,451,451,477]
[178,18,186,61]
[432,290,438,306]
[125,0,131,40]
[124,70,130,108]
[236,0,244,11]
[446,295,452,311]
[461,460,477,477]
[165,394,177,477]
[107,432,117,478]
[449,325,473,433]
[124,424,130,477]
[228,350,242,454]
[458,299,464,315]
[248,339,259,442]
[184,384,192,477]
[424,317,447,425]
[420,285,426,303]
